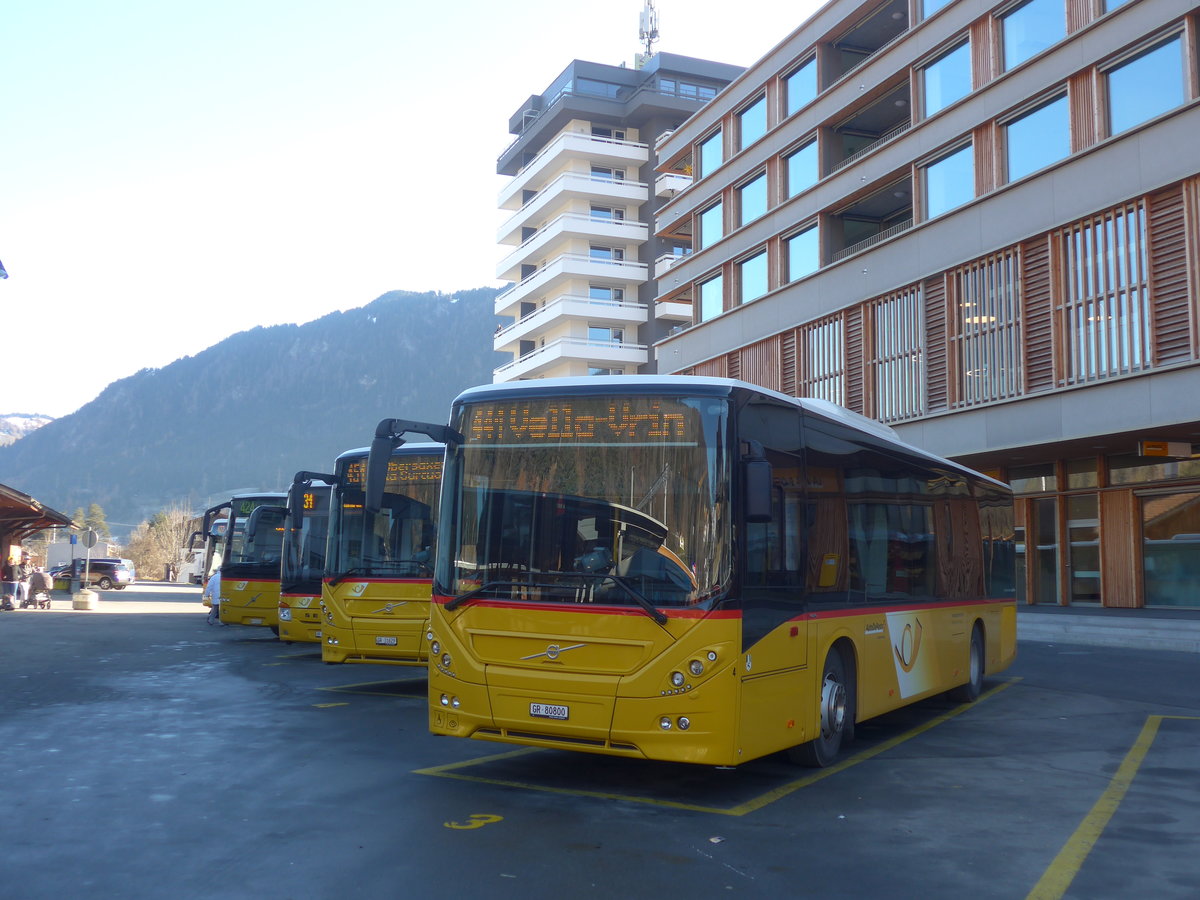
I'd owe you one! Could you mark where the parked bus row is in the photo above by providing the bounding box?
[195,376,1018,768]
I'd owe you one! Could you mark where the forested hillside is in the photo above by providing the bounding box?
[0,288,504,534]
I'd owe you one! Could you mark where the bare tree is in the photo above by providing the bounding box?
[124,502,199,582]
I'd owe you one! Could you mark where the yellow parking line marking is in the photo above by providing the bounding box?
[313,702,350,709]
[1027,715,1200,900]
[415,678,1019,816]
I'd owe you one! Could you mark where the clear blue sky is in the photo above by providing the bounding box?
[1,0,819,417]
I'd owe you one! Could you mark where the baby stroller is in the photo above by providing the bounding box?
[22,571,54,609]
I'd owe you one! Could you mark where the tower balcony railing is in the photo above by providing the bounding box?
[494,294,648,348]
[493,337,648,381]
[499,132,649,207]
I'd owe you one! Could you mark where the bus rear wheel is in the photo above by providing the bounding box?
[789,647,854,767]
[950,625,984,702]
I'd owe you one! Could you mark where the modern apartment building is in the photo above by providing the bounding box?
[653,0,1200,608]
[493,53,741,382]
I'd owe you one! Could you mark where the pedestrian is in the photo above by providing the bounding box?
[15,553,32,608]
[2,556,17,607]
[203,569,226,626]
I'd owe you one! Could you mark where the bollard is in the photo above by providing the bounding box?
[72,589,98,610]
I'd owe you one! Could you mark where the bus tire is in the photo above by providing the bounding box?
[949,624,984,703]
[789,646,854,767]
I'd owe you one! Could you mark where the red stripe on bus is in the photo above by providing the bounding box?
[432,596,741,620]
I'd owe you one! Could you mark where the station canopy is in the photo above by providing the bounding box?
[0,482,74,543]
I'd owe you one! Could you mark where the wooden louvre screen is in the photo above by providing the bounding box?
[925,275,948,412]
[1147,184,1194,364]
[1022,235,1055,392]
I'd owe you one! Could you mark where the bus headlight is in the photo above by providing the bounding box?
[707,650,718,662]
[659,717,672,730]
[677,717,691,730]
[670,671,685,688]
[431,640,441,656]
[688,659,704,677]
[441,653,452,669]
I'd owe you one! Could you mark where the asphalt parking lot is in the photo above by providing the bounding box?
[2,584,1197,899]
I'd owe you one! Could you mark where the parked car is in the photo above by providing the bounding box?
[53,558,136,590]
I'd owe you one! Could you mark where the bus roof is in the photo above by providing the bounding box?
[452,376,1005,490]
[334,441,444,463]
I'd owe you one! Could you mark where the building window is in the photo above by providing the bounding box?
[800,317,845,404]
[588,325,624,344]
[785,225,819,281]
[922,41,971,117]
[698,129,723,177]
[923,144,974,219]
[699,274,724,322]
[1058,201,1150,384]
[699,201,724,249]
[786,140,818,197]
[1001,0,1065,71]
[951,249,1022,406]
[588,366,625,376]
[589,245,624,262]
[738,252,768,304]
[589,285,624,302]
[591,125,626,141]
[577,78,621,99]
[921,0,954,19]
[737,95,768,150]
[784,59,817,117]
[871,287,925,422]
[1143,490,1200,608]
[738,173,768,225]
[591,165,625,181]
[1005,94,1069,181]
[591,206,625,221]
[1107,36,1185,136]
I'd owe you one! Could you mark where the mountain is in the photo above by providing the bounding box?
[0,413,53,446]
[0,288,505,535]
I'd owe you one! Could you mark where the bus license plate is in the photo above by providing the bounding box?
[530,702,568,720]
[375,636,398,646]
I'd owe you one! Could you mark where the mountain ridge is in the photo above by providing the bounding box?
[0,287,505,534]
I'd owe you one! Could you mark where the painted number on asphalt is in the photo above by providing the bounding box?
[444,814,503,830]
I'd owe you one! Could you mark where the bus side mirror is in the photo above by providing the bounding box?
[365,434,392,514]
[743,443,773,523]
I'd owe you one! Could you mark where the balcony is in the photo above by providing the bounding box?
[653,249,693,280]
[497,173,648,245]
[829,177,914,262]
[655,298,693,322]
[499,133,649,210]
[654,172,692,198]
[494,253,649,318]
[828,82,912,175]
[497,213,647,279]
[494,294,648,349]
[494,337,648,382]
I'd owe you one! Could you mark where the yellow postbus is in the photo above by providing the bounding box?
[321,419,452,665]
[422,376,1017,767]
[218,492,288,630]
[278,473,334,644]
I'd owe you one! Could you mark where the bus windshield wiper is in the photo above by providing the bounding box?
[329,566,368,587]
[595,574,668,625]
[445,581,511,611]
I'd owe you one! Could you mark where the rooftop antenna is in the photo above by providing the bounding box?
[636,0,659,68]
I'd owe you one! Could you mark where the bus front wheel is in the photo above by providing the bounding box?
[789,647,854,767]
[950,625,984,703]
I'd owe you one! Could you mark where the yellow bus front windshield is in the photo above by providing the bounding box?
[329,455,440,579]
[440,393,732,611]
